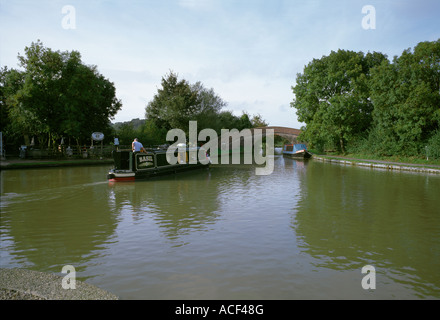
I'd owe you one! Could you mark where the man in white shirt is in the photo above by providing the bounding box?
[132,138,146,153]
[114,137,119,150]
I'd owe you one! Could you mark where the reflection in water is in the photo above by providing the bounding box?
[0,167,118,277]
[108,169,220,245]
[294,161,440,298]
[1,158,440,299]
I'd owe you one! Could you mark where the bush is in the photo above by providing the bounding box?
[427,130,440,159]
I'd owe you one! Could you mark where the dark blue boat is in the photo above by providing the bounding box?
[282,144,312,159]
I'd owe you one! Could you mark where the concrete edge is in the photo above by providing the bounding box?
[313,156,440,174]
[0,268,118,300]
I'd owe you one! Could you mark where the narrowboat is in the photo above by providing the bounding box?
[107,147,210,182]
[282,144,312,159]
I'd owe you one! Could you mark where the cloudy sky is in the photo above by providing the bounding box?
[1,0,439,129]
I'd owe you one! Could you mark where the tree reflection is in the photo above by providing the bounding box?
[108,168,220,244]
[1,167,118,276]
[293,161,440,297]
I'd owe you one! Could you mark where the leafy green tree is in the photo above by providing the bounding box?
[250,113,269,127]
[291,49,387,153]
[1,67,29,143]
[217,110,240,130]
[145,71,269,144]
[5,40,122,149]
[427,130,440,159]
[145,71,198,133]
[0,67,11,131]
[115,122,138,146]
[191,81,227,131]
[145,71,228,135]
[369,40,440,156]
[238,112,253,130]
[141,119,168,145]
[114,119,168,147]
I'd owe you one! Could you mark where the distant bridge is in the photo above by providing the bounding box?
[217,126,302,151]
[253,126,301,144]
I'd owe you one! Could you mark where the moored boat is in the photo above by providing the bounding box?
[282,143,312,159]
[107,146,210,182]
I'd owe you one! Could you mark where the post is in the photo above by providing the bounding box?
[0,131,4,160]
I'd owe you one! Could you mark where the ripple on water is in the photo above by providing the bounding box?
[1,162,440,299]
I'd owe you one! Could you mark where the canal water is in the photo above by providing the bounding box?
[1,156,439,299]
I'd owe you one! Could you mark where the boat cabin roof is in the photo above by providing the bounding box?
[284,144,307,152]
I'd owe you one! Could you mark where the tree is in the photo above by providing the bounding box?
[142,119,168,145]
[5,40,122,148]
[0,67,11,131]
[238,112,253,130]
[1,67,28,142]
[145,71,227,135]
[216,110,240,131]
[114,122,138,146]
[145,71,269,143]
[146,71,198,134]
[291,49,387,153]
[191,81,227,131]
[250,113,269,127]
[368,40,440,156]
[216,110,258,131]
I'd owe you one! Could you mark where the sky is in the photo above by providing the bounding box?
[1,0,439,129]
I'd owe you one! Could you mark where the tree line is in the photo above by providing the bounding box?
[1,40,122,153]
[291,39,440,159]
[1,41,268,155]
[115,71,268,147]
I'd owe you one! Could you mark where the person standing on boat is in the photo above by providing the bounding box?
[114,136,119,151]
[132,138,146,153]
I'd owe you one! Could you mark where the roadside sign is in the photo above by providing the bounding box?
[92,132,104,141]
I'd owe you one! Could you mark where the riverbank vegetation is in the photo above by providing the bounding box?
[292,39,440,160]
[309,149,440,167]
[1,40,122,154]
[1,42,268,156]
[114,71,268,147]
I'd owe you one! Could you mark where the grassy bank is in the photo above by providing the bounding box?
[343,153,440,167]
[309,150,440,168]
